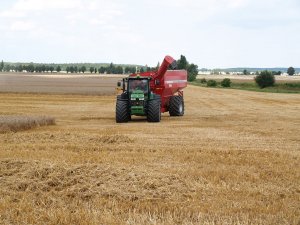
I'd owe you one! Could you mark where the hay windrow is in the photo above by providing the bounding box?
[0,115,55,133]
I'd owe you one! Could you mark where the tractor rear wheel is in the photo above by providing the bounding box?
[147,98,161,122]
[169,96,184,116]
[116,99,130,123]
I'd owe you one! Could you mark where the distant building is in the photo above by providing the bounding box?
[198,71,211,75]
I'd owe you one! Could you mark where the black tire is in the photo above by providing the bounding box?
[116,99,130,123]
[169,96,184,116]
[117,92,127,100]
[147,98,161,122]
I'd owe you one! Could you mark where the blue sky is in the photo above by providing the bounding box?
[0,0,299,68]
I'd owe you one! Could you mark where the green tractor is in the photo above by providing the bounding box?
[116,77,161,123]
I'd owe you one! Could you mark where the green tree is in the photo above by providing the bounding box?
[124,66,130,74]
[107,63,115,74]
[243,69,250,75]
[70,66,75,73]
[200,78,206,83]
[187,63,198,82]
[115,66,123,74]
[94,68,97,73]
[66,66,70,73]
[81,66,86,73]
[11,65,16,72]
[255,70,275,88]
[207,80,217,87]
[49,66,54,73]
[35,65,41,73]
[177,55,188,70]
[90,67,95,73]
[99,66,106,74]
[176,55,199,82]
[41,65,46,72]
[221,78,231,87]
[272,71,281,76]
[0,60,4,72]
[287,67,295,76]
[124,66,135,74]
[56,66,61,73]
[16,64,23,72]
[4,64,11,72]
[27,63,35,73]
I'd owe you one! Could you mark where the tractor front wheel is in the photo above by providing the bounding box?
[169,96,184,116]
[147,99,161,122]
[116,99,130,123]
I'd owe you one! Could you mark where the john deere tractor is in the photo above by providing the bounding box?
[116,76,161,123]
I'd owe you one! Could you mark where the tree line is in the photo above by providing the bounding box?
[0,60,157,74]
[0,57,199,81]
[0,61,62,73]
[66,63,157,74]
[0,59,296,78]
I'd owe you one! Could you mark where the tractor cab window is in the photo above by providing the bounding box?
[128,79,148,93]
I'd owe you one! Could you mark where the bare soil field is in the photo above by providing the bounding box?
[0,73,123,95]
[0,77,299,224]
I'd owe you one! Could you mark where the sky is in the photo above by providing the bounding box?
[0,0,299,68]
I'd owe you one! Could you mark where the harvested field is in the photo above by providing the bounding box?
[0,115,55,133]
[0,82,299,224]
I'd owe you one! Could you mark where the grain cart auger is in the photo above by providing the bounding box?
[115,55,187,123]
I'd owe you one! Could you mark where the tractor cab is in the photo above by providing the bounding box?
[128,78,148,93]
[118,76,151,97]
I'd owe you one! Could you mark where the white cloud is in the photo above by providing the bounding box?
[89,19,106,25]
[0,0,81,19]
[153,0,249,18]
[0,10,25,18]
[13,0,82,11]
[1,0,125,34]
[10,20,35,31]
